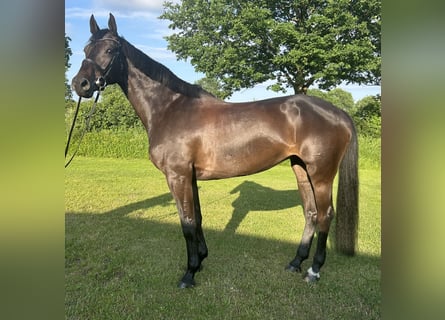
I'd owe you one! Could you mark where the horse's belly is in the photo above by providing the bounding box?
[194,138,291,180]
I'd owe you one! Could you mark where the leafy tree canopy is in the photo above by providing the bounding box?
[354,94,381,119]
[353,94,381,137]
[195,77,226,99]
[308,87,355,113]
[72,85,142,131]
[94,85,142,130]
[161,0,381,98]
[65,34,73,101]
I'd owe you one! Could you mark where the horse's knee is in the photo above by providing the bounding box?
[326,205,335,221]
[316,206,335,230]
[306,209,318,224]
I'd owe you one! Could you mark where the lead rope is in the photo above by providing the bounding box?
[65,90,101,168]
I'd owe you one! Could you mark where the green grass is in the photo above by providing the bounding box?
[65,152,380,319]
[358,136,381,170]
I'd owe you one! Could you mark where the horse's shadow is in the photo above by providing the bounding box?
[225,180,302,233]
[103,192,174,217]
[102,180,302,234]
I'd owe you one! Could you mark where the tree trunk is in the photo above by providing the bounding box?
[293,84,308,95]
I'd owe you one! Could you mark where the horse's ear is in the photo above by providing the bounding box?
[90,14,100,34]
[108,13,118,35]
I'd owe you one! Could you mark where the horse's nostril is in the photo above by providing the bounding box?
[80,78,90,91]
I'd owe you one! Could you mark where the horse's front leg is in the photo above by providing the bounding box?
[191,169,208,265]
[166,168,207,288]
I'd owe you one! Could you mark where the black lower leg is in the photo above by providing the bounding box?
[311,231,328,273]
[287,234,314,272]
[196,227,208,267]
[192,170,208,264]
[179,224,201,288]
[303,231,328,282]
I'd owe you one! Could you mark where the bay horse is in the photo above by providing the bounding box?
[72,14,359,288]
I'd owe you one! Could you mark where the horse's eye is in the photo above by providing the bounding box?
[106,49,112,54]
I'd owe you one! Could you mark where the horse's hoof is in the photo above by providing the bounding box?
[303,267,320,283]
[303,273,319,283]
[285,264,301,273]
[178,280,195,289]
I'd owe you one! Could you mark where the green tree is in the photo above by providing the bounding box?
[161,0,381,98]
[195,77,225,99]
[308,88,355,113]
[354,94,381,118]
[353,94,381,137]
[86,84,142,131]
[65,34,73,102]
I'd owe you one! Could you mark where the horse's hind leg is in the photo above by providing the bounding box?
[303,180,335,282]
[286,160,317,273]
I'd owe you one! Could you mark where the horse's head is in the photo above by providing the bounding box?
[72,13,124,98]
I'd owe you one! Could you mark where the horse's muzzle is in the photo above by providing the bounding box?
[72,58,106,98]
[72,75,95,98]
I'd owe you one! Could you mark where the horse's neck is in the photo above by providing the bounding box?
[123,60,181,133]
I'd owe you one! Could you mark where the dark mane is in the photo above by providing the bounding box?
[119,37,213,98]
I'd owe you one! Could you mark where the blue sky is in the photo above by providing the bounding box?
[65,0,380,102]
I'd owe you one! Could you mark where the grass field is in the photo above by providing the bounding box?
[65,146,380,319]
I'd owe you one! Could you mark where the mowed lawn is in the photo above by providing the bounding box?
[65,156,380,319]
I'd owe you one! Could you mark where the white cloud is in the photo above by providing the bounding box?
[94,0,166,11]
[65,6,156,20]
[136,45,177,60]
[66,0,181,19]
[65,7,97,19]
[91,0,180,17]
[65,21,73,35]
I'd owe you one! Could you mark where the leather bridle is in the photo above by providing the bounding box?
[86,37,122,91]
